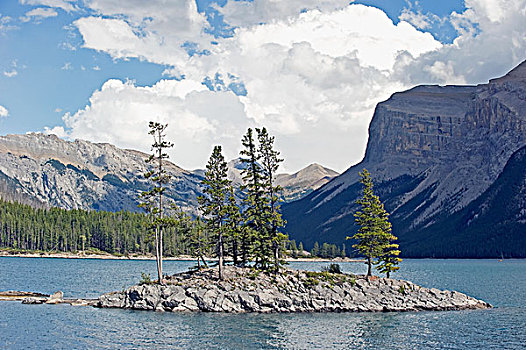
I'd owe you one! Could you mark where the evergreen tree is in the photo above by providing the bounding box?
[298,242,304,257]
[139,122,174,284]
[198,146,230,280]
[348,169,395,277]
[311,241,320,257]
[239,128,268,268]
[188,217,209,269]
[256,127,287,271]
[377,239,402,278]
[289,240,298,258]
[224,187,242,266]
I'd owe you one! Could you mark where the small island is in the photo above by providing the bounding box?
[97,266,491,313]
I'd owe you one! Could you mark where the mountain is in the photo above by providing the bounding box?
[0,134,335,212]
[225,158,338,201]
[276,164,339,201]
[0,133,203,212]
[282,61,526,258]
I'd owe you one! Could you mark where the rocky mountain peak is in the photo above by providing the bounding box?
[283,60,526,257]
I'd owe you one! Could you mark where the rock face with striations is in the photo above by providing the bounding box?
[283,61,526,257]
[0,134,338,212]
[226,158,338,202]
[0,133,203,212]
[97,267,491,313]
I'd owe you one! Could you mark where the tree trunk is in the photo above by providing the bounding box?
[159,226,163,284]
[233,239,238,266]
[155,226,162,283]
[273,241,279,273]
[218,224,223,280]
[367,256,372,277]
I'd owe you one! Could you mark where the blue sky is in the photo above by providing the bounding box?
[0,0,525,172]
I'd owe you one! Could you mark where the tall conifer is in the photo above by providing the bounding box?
[348,169,395,277]
[257,127,286,271]
[239,128,269,268]
[198,146,230,280]
[139,122,174,284]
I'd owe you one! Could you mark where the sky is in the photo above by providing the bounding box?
[0,0,525,173]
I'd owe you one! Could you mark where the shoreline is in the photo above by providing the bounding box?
[0,250,364,263]
[3,266,493,313]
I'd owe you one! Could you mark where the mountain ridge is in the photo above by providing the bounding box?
[282,60,526,257]
[0,133,337,211]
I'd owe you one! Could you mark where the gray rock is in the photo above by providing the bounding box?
[94,267,492,313]
[22,297,45,304]
[283,61,526,257]
[45,291,64,304]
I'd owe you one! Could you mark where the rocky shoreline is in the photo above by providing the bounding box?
[98,267,491,313]
[0,290,98,306]
[0,250,361,263]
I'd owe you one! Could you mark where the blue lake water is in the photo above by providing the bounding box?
[0,257,524,349]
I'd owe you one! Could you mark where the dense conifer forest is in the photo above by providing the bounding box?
[0,198,200,256]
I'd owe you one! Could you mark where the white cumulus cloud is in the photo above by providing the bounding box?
[19,0,77,13]
[394,0,526,85]
[20,7,58,22]
[0,105,9,118]
[53,79,249,169]
[51,0,526,172]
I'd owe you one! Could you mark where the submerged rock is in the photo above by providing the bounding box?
[97,267,492,313]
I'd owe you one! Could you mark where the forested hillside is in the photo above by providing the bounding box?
[0,199,199,256]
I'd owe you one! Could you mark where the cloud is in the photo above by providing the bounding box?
[43,125,68,137]
[20,7,58,22]
[0,105,9,118]
[75,0,209,70]
[61,62,72,70]
[67,4,441,171]
[399,8,436,30]
[3,70,17,77]
[0,14,17,34]
[393,0,526,85]
[19,0,77,13]
[53,78,249,169]
[216,0,350,27]
[58,1,526,172]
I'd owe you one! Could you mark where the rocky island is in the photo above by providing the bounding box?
[98,267,491,313]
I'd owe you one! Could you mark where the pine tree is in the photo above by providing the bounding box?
[289,240,298,258]
[348,169,395,277]
[224,186,242,266]
[189,217,209,269]
[198,145,230,280]
[256,127,286,271]
[377,239,402,278]
[298,242,304,257]
[311,241,320,257]
[239,128,268,268]
[139,122,174,284]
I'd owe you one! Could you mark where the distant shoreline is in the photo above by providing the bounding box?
[0,250,364,263]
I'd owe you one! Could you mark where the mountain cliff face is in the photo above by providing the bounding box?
[283,61,526,257]
[0,133,203,212]
[0,134,336,212]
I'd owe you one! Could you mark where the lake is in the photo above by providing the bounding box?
[0,258,524,349]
